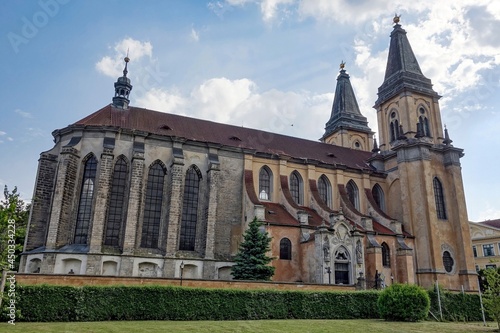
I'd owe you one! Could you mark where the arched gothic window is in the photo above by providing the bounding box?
[74,155,98,244]
[289,171,303,205]
[179,166,202,251]
[389,111,399,142]
[433,177,447,220]
[334,247,350,285]
[279,238,292,260]
[259,166,272,200]
[419,116,431,137]
[443,251,454,273]
[372,184,385,212]
[104,157,128,247]
[318,175,332,208]
[346,180,359,210]
[141,162,165,248]
[382,242,390,267]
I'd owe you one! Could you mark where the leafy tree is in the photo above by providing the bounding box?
[483,267,500,330]
[231,217,275,281]
[0,186,30,271]
[377,283,430,321]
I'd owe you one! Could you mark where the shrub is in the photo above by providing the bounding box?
[377,283,430,321]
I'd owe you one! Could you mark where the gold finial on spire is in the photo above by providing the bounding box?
[393,13,401,24]
[340,60,345,70]
[124,48,130,63]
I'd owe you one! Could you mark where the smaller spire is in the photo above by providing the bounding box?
[340,60,345,70]
[443,125,453,145]
[397,124,407,140]
[415,122,424,138]
[371,137,380,153]
[112,55,133,109]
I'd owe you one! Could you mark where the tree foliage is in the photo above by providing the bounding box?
[0,186,30,271]
[231,217,275,281]
[377,283,430,322]
[483,267,500,330]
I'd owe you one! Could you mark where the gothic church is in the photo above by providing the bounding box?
[20,17,477,290]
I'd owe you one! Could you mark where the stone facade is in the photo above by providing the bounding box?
[20,19,477,291]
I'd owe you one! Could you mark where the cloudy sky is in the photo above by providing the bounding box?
[1,0,499,221]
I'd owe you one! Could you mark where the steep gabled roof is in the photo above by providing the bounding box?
[375,22,439,107]
[69,104,378,172]
[323,68,371,139]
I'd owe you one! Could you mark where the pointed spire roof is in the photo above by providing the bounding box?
[374,16,439,107]
[323,62,371,139]
[112,55,133,109]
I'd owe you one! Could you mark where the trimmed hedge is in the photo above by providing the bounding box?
[428,288,490,322]
[8,285,380,322]
[1,284,488,322]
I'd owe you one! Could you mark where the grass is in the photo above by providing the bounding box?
[0,320,497,333]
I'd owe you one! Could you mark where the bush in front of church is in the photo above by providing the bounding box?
[377,283,430,321]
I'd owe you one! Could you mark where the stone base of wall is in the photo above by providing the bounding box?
[15,273,355,291]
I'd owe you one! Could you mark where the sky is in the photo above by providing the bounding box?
[1,0,499,222]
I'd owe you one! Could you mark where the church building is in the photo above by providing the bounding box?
[20,17,478,290]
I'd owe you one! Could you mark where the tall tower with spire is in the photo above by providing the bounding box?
[372,15,477,290]
[322,62,373,151]
[112,56,132,109]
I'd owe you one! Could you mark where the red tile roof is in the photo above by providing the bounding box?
[478,219,500,229]
[70,104,376,171]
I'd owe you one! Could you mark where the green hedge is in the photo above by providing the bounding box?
[428,288,490,322]
[1,284,489,322]
[5,285,380,322]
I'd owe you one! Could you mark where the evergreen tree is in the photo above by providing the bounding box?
[231,217,275,280]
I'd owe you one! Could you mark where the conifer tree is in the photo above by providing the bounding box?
[231,217,275,280]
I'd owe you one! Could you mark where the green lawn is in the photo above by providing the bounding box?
[1,320,497,333]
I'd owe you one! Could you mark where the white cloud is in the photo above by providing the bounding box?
[14,109,33,119]
[7,137,13,141]
[136,76,332,141]
[477,203,500,222]
[0,131,6,136]
[96,38,153,78]
[190,27,200,42]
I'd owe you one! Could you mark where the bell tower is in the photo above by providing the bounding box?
[112,55,133,109]
[372,15,477,290]
[322,62,373,151]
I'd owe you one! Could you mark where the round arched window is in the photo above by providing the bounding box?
[443,251,454,273]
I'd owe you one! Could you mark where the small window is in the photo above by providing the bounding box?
[289,171,303,205]
[473,246,477,258]
[334,247,350,285]
[279,238,292,260]
[382,243,390,267]
[318,175,332,208]
[433,177,447,220]
[483,244,495,257]
[259,166,272,201]
[372,184,385,212]
[486,264,497,270]
[442,251,454,273]
[346,180,359,210]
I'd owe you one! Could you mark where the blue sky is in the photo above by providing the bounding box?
[1,0,499,221]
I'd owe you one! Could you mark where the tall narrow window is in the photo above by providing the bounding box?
[346,180,359,210]
[141,162,165,248]
[179,166,201,251]
[259,166,272,200]
[382,242,390,267]
[318,175,332,208]
[334,247,350,285]
[289,171,303,205]
[433,177,447,220]
[74,155,98,244]
[279,238,292,260]
[372,184,385,212]
[419,115,431,137]
[104,157,128,247]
